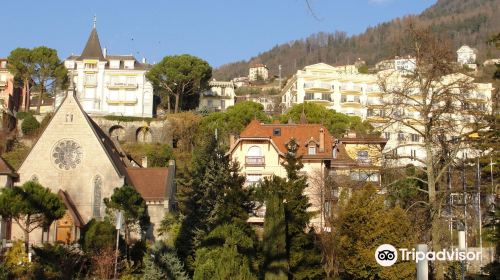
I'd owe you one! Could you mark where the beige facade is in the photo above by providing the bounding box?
[198,80,235,112]
[249,64,269,81]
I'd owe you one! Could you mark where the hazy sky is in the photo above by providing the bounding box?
[1,0,436,67]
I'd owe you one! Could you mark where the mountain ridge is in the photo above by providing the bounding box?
[213,0,500,80]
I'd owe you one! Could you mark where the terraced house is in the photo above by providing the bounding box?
[228,119,386,229]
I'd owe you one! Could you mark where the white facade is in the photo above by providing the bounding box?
[375,56,416,72]
[249,64,269,81]
[198,80,235,112]
[62,27,153,117]
[457,45,477,65]
[280,63,493,166]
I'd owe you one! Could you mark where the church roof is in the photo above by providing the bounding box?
[0,156,16,176]
[126,167,171,201]
[58,190,85,227]
[78,27,105,61]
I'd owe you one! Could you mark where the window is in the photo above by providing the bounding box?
[305,93,314,100]
[384,132,391,140]
[30,175,39,183]
[322,93,331,101]
[246,174,262,186]
[410,150,417,161]
[221,87,226,96]
[308,142,316,155]
[93,176,102,218]
[65,114,74,123]
[357,151,370,164]
[246,146,264,165]
[398,132,405,141]
[84,63,97,69]
[410,134,420,142]
[273,128,281,136]
[207,99,213,108]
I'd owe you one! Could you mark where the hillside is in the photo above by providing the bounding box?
[214,0,500,80]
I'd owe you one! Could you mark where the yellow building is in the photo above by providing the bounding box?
[228,120,386,229]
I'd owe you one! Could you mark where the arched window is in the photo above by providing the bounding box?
[93,176,102,218]
[247,146,262,157]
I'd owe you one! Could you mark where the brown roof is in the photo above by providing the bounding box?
[0,156,16,175]
[58,190,85,227]
[239,120,336,159]
[126,167,170,201]
[78,27,105,61]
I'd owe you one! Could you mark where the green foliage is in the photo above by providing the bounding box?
[81,218,116,253]
[357,64,369,74]
[142,241,189,280]
[175,136,254,273]
[31,243,88,280]
[336,186,415,280]
[3,240,32,279]
[21,114,40,135]
[261,179,288,280]
[198,101,271,149]
[2,142,30,169]
[104,185,150,234]
[193,224,256,280]
[0,181,65,251]
[122,143,173,167]
[256,139,323,279]
[280,102,374,137]
[29,46,68,91]
[7,48,33,88]
[147,54,212,113]
[15,110,35,120]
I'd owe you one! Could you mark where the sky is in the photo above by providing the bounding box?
[1,0,436,67]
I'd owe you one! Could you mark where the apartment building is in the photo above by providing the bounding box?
[198,80,235,112]
[0,59,21,116]
[249,64,269,82]
[280,63,493,166]
[62,24,154,117]
[228,120,386,229]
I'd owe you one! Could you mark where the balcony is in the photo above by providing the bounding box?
[0,80,7,88]
[245,156,265,166]
[304,82,332,92]
[357,158,372,166]
[340,85,362,94]
[106,98,138,105]
[340,96,361,106]
[304,93,332,103]
[366,99,383,107]
[107,82,138,90]
[84,80,97,88]
[366,86,382,95]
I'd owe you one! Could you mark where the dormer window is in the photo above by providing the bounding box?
[308,145,316,155]
[273,128,281,136]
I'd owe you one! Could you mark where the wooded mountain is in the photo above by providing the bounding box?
[213,0,500,80]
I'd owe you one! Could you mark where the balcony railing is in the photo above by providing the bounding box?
[357,158,372,166]
[0,80,7,87]
[304,82,332,91]
[84,80,97,87]
[341,96,360,103]
[245,156,265,166]
[340,85,362,93]
[366,99,383,106]
[107,82,138,90]
[106,98,138,105]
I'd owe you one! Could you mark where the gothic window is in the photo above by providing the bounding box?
[52,139,83,170]
[93,176,102,218]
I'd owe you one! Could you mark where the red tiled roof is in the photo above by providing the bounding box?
[126,167,170,201]
[239,120,335,159]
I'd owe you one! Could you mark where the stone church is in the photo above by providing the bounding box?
[8,86,175,244]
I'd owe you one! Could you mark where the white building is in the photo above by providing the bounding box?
[198,80,235,112]
[249,64,269,82]
[62,24,154,117]
[457,45,478,65]
[280,63,493,166]
[375,56,416,72]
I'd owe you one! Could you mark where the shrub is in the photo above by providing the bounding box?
[142,242,189,280]
[31,243,88,280]
[21,114,40,135]
[2,142,30,169]
[81,219,116,254]
[16,110,35,120]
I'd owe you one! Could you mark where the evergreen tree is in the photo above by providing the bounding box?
[261,177,288,280]
[175,135,254,273]
[193,224,256,280]
[142,241,189,280]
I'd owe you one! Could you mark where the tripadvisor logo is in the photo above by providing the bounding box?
[374,244,482,266]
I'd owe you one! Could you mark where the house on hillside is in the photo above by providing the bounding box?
[249,64,269,82]
[228,120,386,230]
[198,80,235,112]
[457,45,478,66]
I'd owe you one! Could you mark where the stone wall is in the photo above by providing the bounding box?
[91,117,172,145]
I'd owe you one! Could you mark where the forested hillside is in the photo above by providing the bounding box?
[214,0,500,80]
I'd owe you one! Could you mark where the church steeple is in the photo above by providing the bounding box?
[78,16,105,61]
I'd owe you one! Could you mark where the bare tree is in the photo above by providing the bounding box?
[378,24,493,279]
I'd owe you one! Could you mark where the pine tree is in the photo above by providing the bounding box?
[261,177,288,280]
[175,135,254,273]
[142,241,189,280]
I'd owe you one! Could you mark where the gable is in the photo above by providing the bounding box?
[18,92,125,185]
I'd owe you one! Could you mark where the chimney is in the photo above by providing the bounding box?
[229,134,236,149]
[141,156,148,168]
[319,128,325,152]
[142,57,147,64]
[103,47,107,58]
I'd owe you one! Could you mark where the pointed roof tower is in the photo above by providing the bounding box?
[78,16,105,61]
